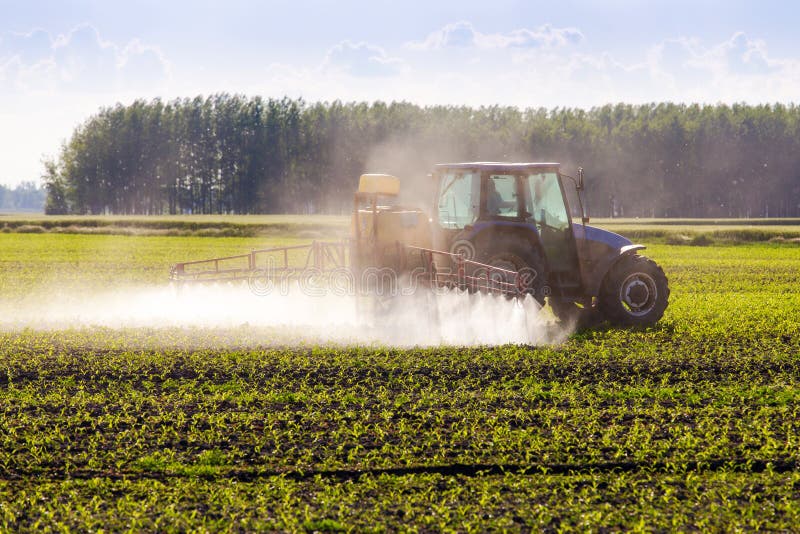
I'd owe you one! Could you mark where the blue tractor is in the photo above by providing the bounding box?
[428,162,669,326]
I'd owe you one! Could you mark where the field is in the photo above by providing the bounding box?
[0,221,799,530]
[3,213,800,243]
[0,214,350,238]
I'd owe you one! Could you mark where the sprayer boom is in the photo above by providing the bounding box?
[170,240,528,298]
[169,241,349,284]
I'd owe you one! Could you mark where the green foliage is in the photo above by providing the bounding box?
[42,159,69,215]
[47,98,800,217]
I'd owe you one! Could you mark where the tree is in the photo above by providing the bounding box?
[46,97,800,218]
[42,158,69,215]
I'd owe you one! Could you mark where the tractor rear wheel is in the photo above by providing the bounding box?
[598,254,669,326]
[478,237,547,305]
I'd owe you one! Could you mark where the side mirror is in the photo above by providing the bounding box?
[577,167,589,223]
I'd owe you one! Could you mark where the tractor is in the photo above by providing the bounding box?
[350,162,669,326]
[171,162,669,327]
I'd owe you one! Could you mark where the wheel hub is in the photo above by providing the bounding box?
[625,281,649,307]
[619,273,657,316]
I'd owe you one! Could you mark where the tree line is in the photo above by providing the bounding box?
[1,182,46,212]
[44,96,800,218]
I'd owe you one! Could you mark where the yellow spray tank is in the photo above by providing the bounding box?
[351,174,432,270]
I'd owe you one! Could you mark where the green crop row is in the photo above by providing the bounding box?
[2,470,799,532]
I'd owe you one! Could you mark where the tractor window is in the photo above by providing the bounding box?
[562,180,585,220]
[486,175,519,217]
[525,173,570,230]
[437,172,479,229]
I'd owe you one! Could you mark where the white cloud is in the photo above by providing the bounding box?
[256,39,408,101]
[0,24,170,94]
[639,32,799,101]
[717,33,775,75]
[407,21,584,51]
[491,31,800,105]
[322,40,405,77]
[408,21,476,49]
[118,39,172,90]
[257,29,800,111]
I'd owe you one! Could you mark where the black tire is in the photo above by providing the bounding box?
[477,236,547,305]
[598,254,669,326]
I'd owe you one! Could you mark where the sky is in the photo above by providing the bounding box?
[0,0,798,187]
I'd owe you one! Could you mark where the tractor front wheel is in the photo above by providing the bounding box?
[598,254,669,327]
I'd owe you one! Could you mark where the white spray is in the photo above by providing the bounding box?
[2,282,570,347]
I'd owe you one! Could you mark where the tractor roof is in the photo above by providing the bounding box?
[433,162,561,173]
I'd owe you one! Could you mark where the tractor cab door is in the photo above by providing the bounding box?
[523,172,582,289]
[434,170,481,251]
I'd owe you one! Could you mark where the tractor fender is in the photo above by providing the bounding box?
[573,224,648,296]
[586,244,646,296]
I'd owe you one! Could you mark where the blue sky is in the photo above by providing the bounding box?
[0,0,798,186]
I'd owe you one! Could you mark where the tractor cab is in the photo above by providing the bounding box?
[432,162,583,299]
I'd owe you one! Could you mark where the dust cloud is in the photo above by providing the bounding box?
[0,283,570,347]
[356,133,535,217]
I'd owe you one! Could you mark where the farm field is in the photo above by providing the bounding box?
[0,213,350,238]
[0,225,799,530]
[3,213,800,243]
